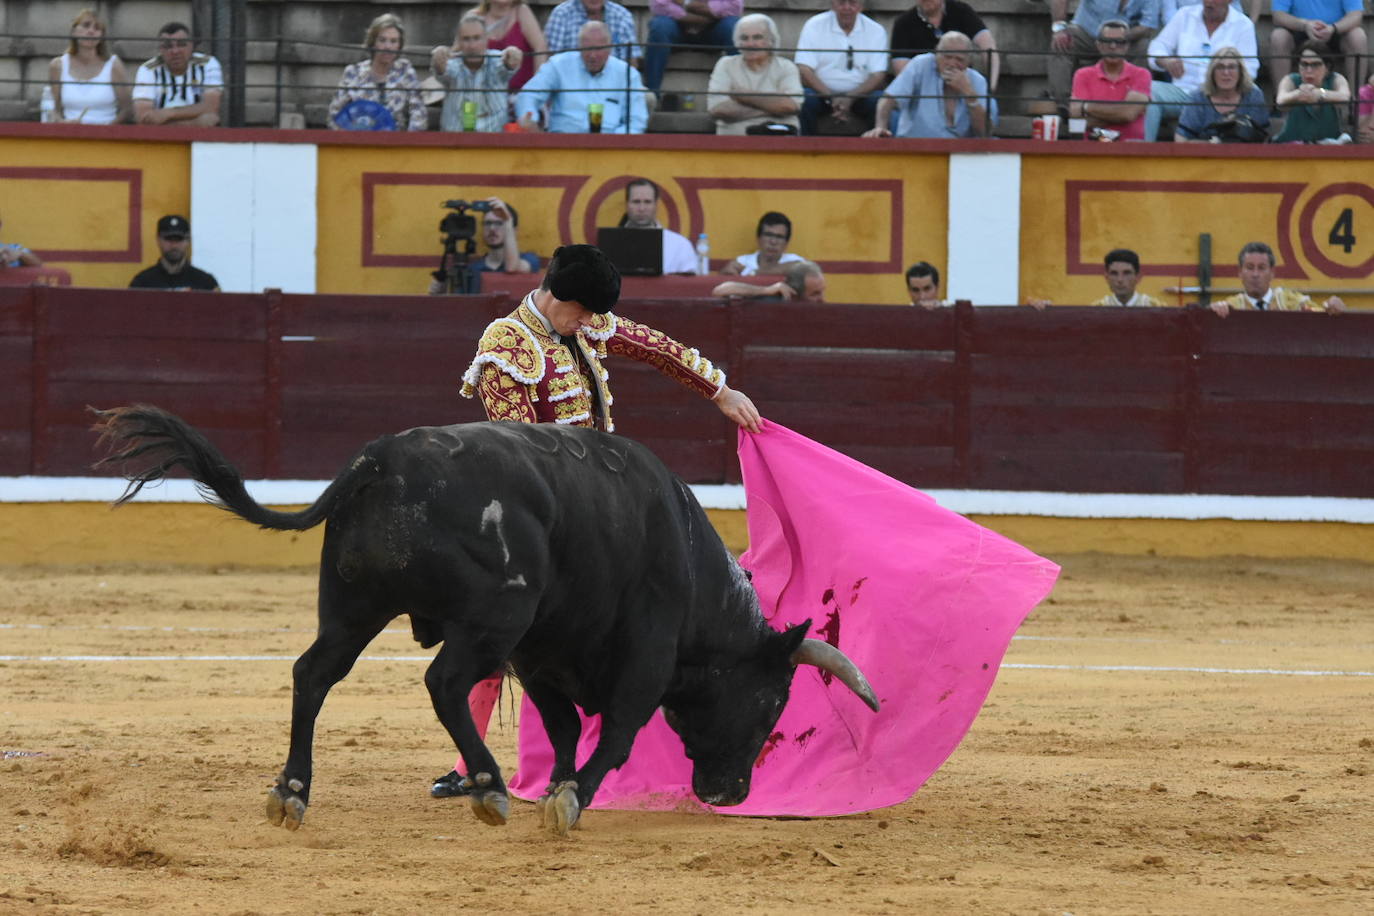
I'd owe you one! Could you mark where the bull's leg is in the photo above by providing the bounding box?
[520,676,583,786]
[519,677,588,834]
[425,641,512,827]
[266,620,384,830]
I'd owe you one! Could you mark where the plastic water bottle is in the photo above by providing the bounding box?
[695,233,710,275]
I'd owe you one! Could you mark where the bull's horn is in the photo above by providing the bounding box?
[790,639,880,712]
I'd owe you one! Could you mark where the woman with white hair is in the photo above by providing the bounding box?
[329,13,428,130]
[706,14,801,135]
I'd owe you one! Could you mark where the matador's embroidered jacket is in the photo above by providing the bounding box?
[460,293,726,431]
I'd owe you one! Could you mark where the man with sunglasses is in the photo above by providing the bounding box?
[1071,19,1153,140]
[132,21,223,126]
[795,0,890,134]
[1047,0,1158,108]
[720,212,806,276]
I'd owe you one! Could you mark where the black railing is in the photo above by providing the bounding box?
[3,30,1369,135]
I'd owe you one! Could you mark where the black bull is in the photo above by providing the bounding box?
[93,406,879,834]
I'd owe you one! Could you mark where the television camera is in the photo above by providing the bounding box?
[433,199,494,294]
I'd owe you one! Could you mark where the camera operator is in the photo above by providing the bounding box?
[429,197,540,294]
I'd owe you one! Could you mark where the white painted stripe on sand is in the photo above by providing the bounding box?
[1,655,1370,677]
[6,477,1374,522]
[1004,663,1373,677]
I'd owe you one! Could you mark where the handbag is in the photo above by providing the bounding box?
[1202,112,1266,143]
[745,122,798,136]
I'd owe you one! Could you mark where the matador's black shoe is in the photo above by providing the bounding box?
[431,770,472,798]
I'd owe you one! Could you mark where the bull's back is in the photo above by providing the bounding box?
[326,422,711,610]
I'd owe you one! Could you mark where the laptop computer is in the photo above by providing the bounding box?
[596,227,663,277]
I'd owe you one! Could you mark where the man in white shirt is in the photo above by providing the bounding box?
[795,0,890,134]
[1144,0,1257,139]
[621,178,699,275]
[131,21,223,126]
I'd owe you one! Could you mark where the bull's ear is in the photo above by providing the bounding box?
[778,621,811,658]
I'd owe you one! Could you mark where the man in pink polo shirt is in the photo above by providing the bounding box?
[1070,18,1152,140]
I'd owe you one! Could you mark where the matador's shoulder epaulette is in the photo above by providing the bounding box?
[459,317,544,398]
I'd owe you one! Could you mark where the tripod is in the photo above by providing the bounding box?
[434,233,478,294]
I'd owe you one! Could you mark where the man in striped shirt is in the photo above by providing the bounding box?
[132,21,223,126]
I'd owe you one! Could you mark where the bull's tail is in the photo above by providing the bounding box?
[91,404,379,532]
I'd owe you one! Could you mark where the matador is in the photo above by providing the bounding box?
[434,243,760,800]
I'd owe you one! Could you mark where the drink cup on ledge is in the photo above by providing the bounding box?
[588,103,604,133]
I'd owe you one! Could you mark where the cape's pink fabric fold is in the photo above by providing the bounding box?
[508,421,1059,815]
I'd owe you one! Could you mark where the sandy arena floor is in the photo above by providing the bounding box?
[1,554,1371,915]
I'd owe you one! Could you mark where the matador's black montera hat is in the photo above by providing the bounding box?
[545,244,621,313]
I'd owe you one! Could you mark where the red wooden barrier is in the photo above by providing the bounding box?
[4,288,1373,497]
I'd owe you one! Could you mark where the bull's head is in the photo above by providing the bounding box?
[663,621,879,807]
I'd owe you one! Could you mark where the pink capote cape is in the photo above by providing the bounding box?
[507,421,1060,816]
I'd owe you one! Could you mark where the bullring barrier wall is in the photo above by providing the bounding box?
[2,125,1372,307]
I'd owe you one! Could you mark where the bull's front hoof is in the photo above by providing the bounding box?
[266,776,307,830]
[540,780,581,837]
[466,771,509,826]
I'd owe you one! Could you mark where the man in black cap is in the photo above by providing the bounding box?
[441,244,760,799]
[460,243,759,431]
[129,214,220,291]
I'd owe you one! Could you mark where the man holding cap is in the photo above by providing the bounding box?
[129,214,220,291]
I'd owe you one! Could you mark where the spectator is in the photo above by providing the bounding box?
[328,14,427,131]
[1175,45,1269,141]
[713,260,826,301]
[795,0,890,135]
[644,0,741,94]
[706,14,802,135]
[720,212,805,276]
[469,0,548,92]
[544,0,641,67]
[1146,0,1258,140]
[1268,0,1365,98]
[129,215,219,291]
[864,32,995,138]
[906,261,948,308]
[432,14,523,131]
[1071,19,1153,140]
[430,198,539,293]
[620,178,699,274]
[0,211,42,268]
[131,21,223,126]
[1212,241,1345,315]
[48,8,131,124]
[1272,41,1352,142]
[516,22,648,133]
[1358,72,1374,143]
[1096,249,1165,306]
[1048,0,1158,106]
[890,0,1000,90]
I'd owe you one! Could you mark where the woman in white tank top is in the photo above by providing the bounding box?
[47,8,131,124]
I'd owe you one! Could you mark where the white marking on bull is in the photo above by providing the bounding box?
[480,500,525,589]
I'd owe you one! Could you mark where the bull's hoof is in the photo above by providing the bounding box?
[466,771,508,826]
[266,777,307,830]
[540,780,581,837]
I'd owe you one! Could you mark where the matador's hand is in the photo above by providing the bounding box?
[713,385,762,433]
